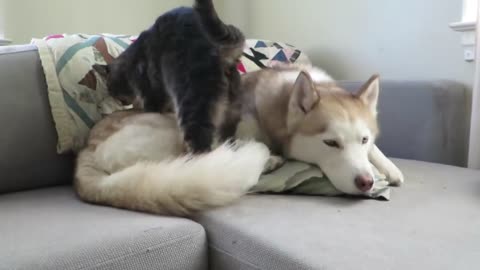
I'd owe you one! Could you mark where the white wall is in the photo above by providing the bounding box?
[3,0,192,44]
[468,18,480,169]
[0,0,5,38]
[3,0,473,86]
[217,1,249,33]
[241,0,474,86]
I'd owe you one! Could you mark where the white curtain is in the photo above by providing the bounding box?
[468,6,480,169]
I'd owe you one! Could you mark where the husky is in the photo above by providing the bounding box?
[93,0,245,154]
[238,65,404,194]
[75,65,404,216]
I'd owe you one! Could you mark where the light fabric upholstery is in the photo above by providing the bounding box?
[196,159,480,270]
[339,80,469,167]
[0,45,73,194]
[0,187,208,270]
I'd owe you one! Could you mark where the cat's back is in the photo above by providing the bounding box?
[152,6,200,31]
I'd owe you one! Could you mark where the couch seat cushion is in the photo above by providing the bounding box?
[196,159,480,270]
[0,187,207,270]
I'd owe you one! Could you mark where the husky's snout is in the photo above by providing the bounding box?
[354,175,374,192]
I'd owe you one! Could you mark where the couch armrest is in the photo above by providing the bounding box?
[0,45,74,194]
[338,80,469,167]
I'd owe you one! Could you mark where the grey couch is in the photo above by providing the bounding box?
[1,45,479,270]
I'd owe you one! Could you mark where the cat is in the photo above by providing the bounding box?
[93,0,245,153]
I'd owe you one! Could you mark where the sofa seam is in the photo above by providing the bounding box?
[209,244,263,270]
[0,48,38,56]
[78,227,206,270]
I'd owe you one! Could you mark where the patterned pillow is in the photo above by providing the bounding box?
[33,36,311,153]
[238,39,312,73]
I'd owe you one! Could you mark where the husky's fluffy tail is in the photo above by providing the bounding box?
[75,142,269,216]
[193,0,244,47]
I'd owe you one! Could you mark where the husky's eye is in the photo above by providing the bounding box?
[323,140,340,148]
[362,137,369,144]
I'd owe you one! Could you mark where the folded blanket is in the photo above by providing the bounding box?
[252,161,390,200]
[32,34,136,153]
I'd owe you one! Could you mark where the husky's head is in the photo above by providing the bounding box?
[285,72,380,195]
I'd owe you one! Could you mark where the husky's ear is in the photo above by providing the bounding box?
[287,71,319,133]
[357,74,380,115]
[92,64,110,78]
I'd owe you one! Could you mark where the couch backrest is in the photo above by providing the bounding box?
[0,45,74,194]
[339,80,469,167]
[0,45,469,195]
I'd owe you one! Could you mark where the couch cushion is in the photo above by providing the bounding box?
[339,80,468,167]
[0,187,207,270]
[0,45,74,194]
[196,159,480,270]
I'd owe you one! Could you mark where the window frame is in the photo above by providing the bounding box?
[450,0,478,61]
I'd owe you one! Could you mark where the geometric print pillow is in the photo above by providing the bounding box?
[238,39,312,74]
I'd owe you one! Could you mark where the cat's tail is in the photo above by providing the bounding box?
[75,141,269,216]
[193,0,245,48]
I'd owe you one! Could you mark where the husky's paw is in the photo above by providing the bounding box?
[263,155,286,174]
[386,164,405,186]
[232,141,271,188]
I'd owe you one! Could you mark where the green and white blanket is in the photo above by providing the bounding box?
[254,161,390,200]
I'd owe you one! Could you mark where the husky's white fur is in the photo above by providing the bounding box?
[75,64,404,216]
[75,112,269,216]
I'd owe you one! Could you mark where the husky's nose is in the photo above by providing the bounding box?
[354,175,374,192]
